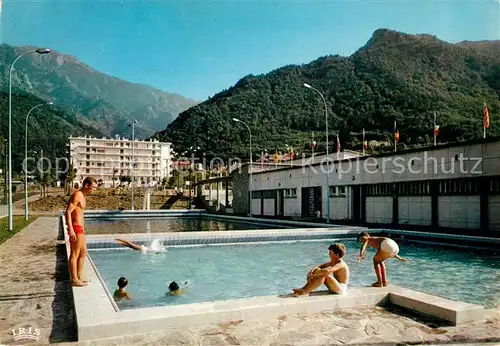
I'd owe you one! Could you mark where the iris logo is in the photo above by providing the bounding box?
[10,327,41,341]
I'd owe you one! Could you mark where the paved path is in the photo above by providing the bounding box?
[0,217,499,345]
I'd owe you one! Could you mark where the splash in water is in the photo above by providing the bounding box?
[149,239,167,252]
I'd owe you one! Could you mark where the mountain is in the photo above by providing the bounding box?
[153,29,500,161]
[0,91,104,175]
[0,44,198,139]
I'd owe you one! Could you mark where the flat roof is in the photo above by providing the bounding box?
[248,135,500,176]
[68,135,172,145]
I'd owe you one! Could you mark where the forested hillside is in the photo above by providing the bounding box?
[154,29,500,160]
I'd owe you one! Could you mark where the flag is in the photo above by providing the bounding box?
[394,121,400,142]
[274,151,279,163]
[434,125,440,137]
[336,134,341,153]
[484,101,490,129]
[363,128,368,149]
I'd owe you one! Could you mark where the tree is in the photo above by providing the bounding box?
[35,168,54,198]
[62,165,77,196]
[112,168,119,188]
[154,30,499,158]
[119,175,132,186]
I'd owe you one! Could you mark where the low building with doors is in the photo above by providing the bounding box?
[231,137,500,234]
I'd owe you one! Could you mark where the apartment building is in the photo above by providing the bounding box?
[69,135,173,188]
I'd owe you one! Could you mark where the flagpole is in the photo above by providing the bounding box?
[336,134,340,160]
[362,128,365,156]
[484,102,486,139]
[311,132,315,158]
[484,101,488,139]
[434,112,437,146]
[394,120,397,152]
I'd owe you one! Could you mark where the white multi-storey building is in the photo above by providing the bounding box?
[69,135,173,188]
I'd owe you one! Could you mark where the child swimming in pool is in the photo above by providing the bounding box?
[115,238,167,253]
[357,232,409,287]
[167,281,188,296]
[113,277,132,300]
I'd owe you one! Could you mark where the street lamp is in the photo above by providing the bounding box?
[24,102,53,221]
[128,119,138,210]
[8,47,51,231]
[232,118,252,217]
[303,83,331,224]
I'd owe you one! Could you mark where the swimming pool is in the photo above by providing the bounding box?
[84,216,291,235]
[90,239,500,310]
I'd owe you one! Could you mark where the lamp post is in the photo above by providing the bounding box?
[128,119,138,210]
[8,47,51,231]
[232,118,252,217]
[303,83,331,224]
[24,102,53,221]
[3,139,7,204]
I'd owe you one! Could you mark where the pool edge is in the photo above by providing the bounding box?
[59,214,495,341]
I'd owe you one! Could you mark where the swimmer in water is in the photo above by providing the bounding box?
[113,277,132,300]
[115,238,167,253]
[167,281,188,296]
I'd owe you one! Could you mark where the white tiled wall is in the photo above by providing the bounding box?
[251,199,261,215]
[398,196,432,226]
[329,190,352,221]
[365,197,393,224]
[284,198,301,217]
[263,199,275,216]
[488,195,500,231]
[438,196,480,229]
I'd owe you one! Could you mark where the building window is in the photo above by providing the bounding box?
[329,186,336,195]
[339,186,346,196]
[366,183,392,197]
[251,191,262,199]
[262,190,277,199]
[284,188,297,198]
[438,178,480,195]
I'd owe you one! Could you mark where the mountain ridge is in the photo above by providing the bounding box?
[153,29,500,160]
[0,44,198,139]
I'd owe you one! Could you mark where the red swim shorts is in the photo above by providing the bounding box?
[73,225,85,235]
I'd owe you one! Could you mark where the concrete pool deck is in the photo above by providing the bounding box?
[0,217,499,345]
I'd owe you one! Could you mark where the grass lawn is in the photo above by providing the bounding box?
[0,215,39,245]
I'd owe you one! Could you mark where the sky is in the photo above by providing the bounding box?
[3,0,500,101]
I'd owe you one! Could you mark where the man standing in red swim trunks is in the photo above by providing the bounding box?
[65,176,97,287]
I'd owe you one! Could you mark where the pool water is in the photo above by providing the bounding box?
[84,217,288,235]
[90,240,500,310]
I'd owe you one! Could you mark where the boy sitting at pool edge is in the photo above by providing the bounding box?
[114,277,132,300]
[292,243,350,297]
[357,231,409,287]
